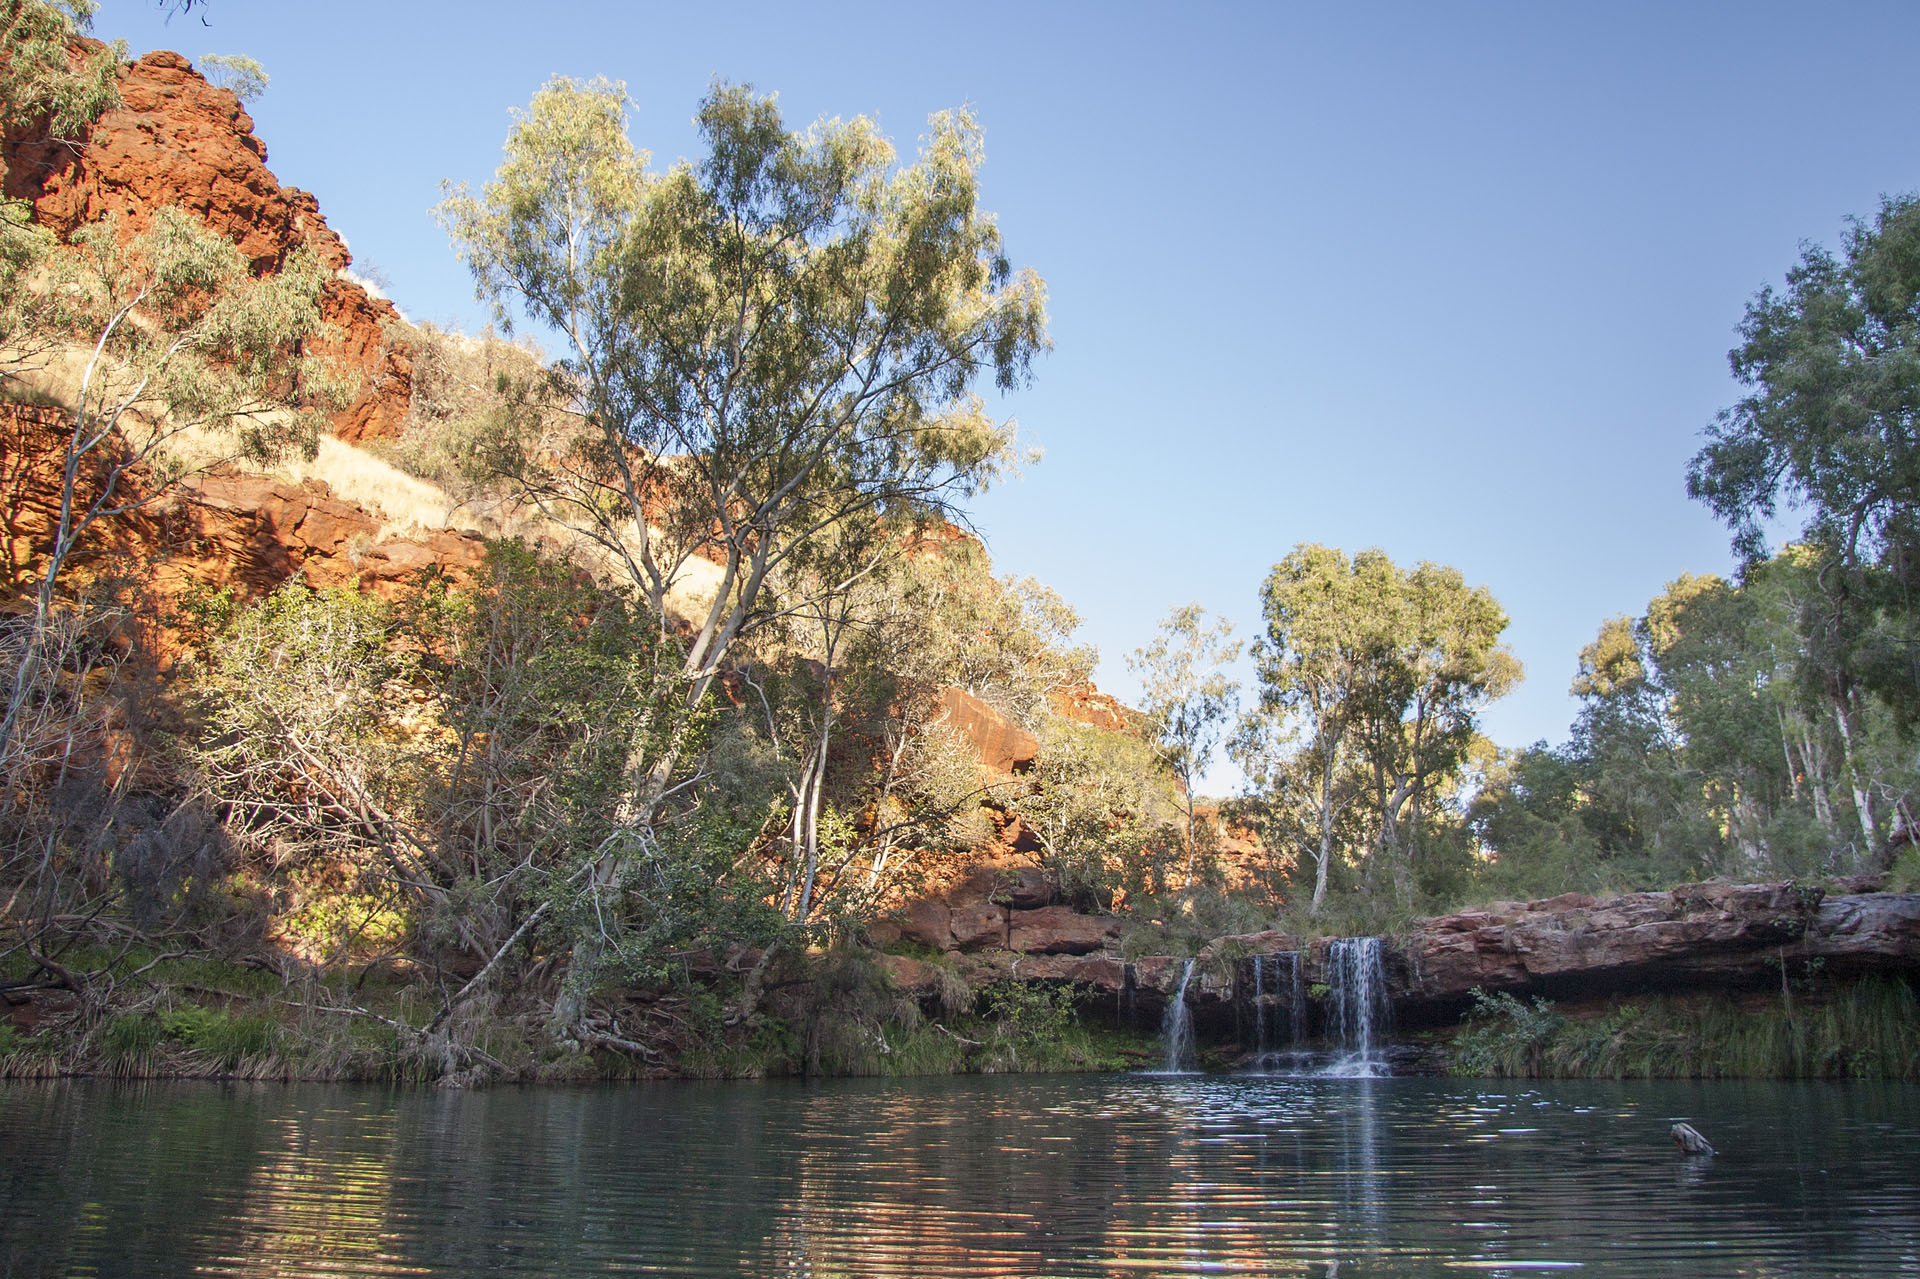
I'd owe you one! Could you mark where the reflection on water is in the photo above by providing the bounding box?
[3,1074,1918,1276]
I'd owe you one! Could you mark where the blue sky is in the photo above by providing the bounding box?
[101,1,1920,785]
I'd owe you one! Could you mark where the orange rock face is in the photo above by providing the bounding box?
[934,686,1038,776]
[1049,680,1131,733]
[4,47,412,444]
[4,403,485,618]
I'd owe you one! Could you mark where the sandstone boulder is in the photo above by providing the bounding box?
[1007,906,1120,955]
[934,687,1037,775]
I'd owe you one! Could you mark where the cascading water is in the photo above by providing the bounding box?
[1326,936,1389,1076]
[1285,951,1307,1047]
[1246,952,1309,1070]
[1252,955,1267,1054]
[1159,959,1196,1073]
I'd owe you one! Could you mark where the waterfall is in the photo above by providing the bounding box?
[1247,952,1308,1070]
[1326,937,1389,1076]
[1285,950,1306,1047]
[1160,959,1196,1073]
[1252,954,1267,1055]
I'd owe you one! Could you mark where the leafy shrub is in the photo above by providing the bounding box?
[982,980,1075,1052]
[1450,988,1564,1077]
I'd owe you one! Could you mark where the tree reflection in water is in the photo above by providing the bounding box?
[2,1075,1916,1276]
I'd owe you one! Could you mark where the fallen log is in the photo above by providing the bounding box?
[1670,1122,1715,1155]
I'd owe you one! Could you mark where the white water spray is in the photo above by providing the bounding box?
[1160,959,1196,1072]
[1326,937,1389,1076]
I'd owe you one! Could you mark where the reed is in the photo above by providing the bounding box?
[1450,976,1920,1080]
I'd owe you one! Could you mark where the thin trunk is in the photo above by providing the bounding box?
[1311,737,1336,914]
[1831,692,1878,856]
[796,725,832,921]
[1777,705,1800,804]
[1801,720,1834,828]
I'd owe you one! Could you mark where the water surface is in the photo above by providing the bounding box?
[3,1074,1916,1276]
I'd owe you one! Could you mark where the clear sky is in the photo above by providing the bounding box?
[99,0,1920,786]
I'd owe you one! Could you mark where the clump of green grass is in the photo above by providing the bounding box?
[100,1013,164,1072]
[158,1004,282,1070]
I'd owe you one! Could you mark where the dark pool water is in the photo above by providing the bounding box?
[2,1073,1916,1276]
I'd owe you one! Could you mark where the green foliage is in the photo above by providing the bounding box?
[1891,843,1920,892]
[374,321,549,497]
[1690,195,1920,574]
[441,78,1049,1024]
[1014,717,1178,905]
[1238,544,1516,915]
[1472,549,1912,895]
[1449,988,1565,1077]
[1447,978,1920,1080]
[100,1013,161,1066]
[0,1,123,143]
[195,583,416,874]
[0,1022,21,1056]
[158,1004,281,1068]
[438,76,1045,661]
[982,979,1075,1049]
[1128,604,1239,880]
[197,53,266,103]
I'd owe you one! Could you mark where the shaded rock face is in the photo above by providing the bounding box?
[4,48,411,444]
[1394,882,1920,1021]
[873,875,1920,1050]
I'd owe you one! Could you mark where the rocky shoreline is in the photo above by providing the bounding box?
[873,871,1920,1042]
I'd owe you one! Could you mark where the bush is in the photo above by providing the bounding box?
[1449,988,1564,1077]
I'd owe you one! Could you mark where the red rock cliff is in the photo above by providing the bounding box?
[3,47,412,444]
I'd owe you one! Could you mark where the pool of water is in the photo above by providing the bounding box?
[3,1073,1916,1276]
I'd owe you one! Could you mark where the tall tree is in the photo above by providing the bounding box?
[1687,195,1920,862]
[1,208,337,771]
[1243,545,1515,913]
[439,79,1047,1025]
[1349,562,1518,906]
[1127,604,1238,884]
[1244,546,1392,912]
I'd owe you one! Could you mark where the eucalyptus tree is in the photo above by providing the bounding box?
[1349,561,1518,905]
[1244,546,1392,912]
[1,208,337,773]
[1127,604,1239,883]
[0,1,122,156]
[1688,195,1920,850]
[439,78,1047,1024]
[1243,545,1516,912]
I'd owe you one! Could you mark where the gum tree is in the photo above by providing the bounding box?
[1127,604,1238,884]
[1,208,336,772]
[439,79,1047,1027]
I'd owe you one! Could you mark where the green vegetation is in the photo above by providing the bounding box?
[1,6,1916,1084]
[1448,977,1920,1080]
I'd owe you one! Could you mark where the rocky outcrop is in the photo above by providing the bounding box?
[1050,681,1130,733]
[1394,880,1919,1017]
[873,876,1920,1045]
[4,48,411,444]
[170,470,488,598]
[933,687,1038,776]
[3,403,485,607]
